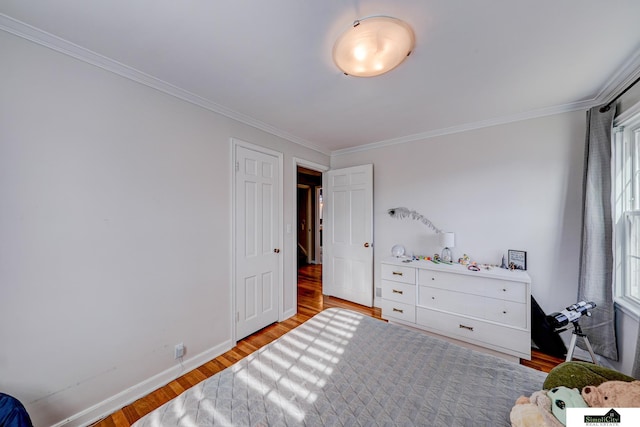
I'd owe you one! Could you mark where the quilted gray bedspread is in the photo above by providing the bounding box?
[132,308,546,426]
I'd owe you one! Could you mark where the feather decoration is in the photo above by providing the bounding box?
[387,207,442,234]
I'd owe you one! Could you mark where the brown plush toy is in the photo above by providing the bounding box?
[582,380,640,407]
[510,390,563,427]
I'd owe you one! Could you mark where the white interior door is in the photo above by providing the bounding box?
[235,144,281,340]
[324,164,373,307]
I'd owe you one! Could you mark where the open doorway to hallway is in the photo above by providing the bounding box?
[296,166,323,266]
[296,166,323,303]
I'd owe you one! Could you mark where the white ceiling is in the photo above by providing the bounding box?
[2,1,640,155]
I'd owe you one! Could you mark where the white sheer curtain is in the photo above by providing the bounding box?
[577,104,618,361]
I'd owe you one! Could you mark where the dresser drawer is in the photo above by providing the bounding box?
[381,299,416,323]
[381,263,416,284]
[418,286,527,328]
[418,269,526,303]
[416,307,530,357]
[381,280,415,304]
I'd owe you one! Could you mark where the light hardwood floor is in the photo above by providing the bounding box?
[93,263,560,426]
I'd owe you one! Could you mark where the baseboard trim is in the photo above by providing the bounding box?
[51,340,233,427]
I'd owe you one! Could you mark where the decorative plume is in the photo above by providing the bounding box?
[387,207,442,234]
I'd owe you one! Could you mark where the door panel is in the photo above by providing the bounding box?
[235,145,280,340]
[324,164,373,307]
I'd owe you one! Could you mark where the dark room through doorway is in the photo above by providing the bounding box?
[296,166,323,306]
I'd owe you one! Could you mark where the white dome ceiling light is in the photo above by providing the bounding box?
[332,16,415,77]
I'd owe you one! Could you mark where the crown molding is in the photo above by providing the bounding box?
[331,100,594,157]
[4,12,640,160]
[334,56,640,157]
[592,48,640,106]
[0,14,331,157]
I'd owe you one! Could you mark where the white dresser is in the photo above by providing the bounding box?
[380,257,532,360]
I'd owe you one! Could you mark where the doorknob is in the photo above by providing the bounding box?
[364,242,370,248]
[273,248,280,253]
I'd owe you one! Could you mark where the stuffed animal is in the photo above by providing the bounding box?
[547,386,587,425]
[510,390,563,427]
[582,380,640,407]
[544,361,635,390]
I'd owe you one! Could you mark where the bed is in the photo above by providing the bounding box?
[132,308,546,426]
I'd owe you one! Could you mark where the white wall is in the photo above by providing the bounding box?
[332,111,586,326]
[335,110,640,376]
[0,30,328,426]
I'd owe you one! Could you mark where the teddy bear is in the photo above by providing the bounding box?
[547,386,587,425]
[582,380,640,407]
[510,390,563,427]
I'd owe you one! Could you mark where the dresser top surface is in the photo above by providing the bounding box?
[382,257,531,283]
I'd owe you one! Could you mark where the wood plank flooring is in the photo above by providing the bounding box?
[93,263,560,426]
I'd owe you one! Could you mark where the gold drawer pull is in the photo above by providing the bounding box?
[392,271,403,276]
[459,324,474,332]
[392,289,403,294]
[393,308,404,313]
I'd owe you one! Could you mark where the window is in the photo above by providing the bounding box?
[613,106,640,314]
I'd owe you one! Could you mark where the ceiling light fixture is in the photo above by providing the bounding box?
[332,16,415,77]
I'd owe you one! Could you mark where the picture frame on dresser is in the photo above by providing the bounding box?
[508,249,527,270]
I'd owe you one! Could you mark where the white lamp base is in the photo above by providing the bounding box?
[441,247,452,262]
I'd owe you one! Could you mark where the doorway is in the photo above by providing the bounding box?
[296,166,323,305]
[296,166,323,266]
